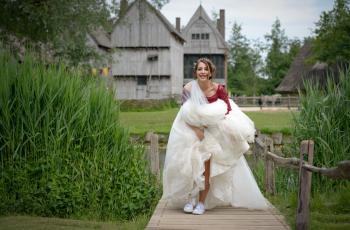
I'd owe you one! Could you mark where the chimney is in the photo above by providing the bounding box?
[218,9,225,40]
[176,17,181,32]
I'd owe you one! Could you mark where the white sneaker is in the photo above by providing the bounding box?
[183,202,194,213]
[192,202,205,215]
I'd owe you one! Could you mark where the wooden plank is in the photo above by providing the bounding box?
[145,199,290,230]
[147,226,287,230]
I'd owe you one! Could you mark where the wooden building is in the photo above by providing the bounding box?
[87,27,112,73]
[275,42,341,96]
[109,0,185,100]
[181,5,228,85]
[88,1,228,100]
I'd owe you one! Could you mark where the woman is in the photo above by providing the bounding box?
[162,58,269,215]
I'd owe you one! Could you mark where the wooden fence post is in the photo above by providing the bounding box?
[265,139,275,195]
[150,133,160,179]
[296,140,314,230]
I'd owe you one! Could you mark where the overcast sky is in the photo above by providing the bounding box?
[161,0,334,41]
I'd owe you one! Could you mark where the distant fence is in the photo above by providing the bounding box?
[232,95,300,108]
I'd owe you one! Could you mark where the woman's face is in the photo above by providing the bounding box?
[196,61,211,82]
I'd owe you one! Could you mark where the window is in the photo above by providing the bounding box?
[192,33,209,40]
[137,76,147,85]
[201,33,209,40]
[192,33,200,40]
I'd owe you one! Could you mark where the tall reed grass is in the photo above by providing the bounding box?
[292,69,350,192]
[0,48,159,220]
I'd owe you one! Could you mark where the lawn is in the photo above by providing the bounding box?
[119,108,297,135]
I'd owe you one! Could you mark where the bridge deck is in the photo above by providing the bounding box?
[146,199,291,230]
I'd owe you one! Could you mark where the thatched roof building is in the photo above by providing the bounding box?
[275,42,341,95]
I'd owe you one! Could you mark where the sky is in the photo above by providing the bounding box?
[161,0,335,41]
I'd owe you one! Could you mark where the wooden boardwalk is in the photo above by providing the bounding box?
[146,199,291,230]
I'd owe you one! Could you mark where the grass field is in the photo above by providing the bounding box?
[119,108,297,135]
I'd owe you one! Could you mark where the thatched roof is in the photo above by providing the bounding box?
[275,42,340,94]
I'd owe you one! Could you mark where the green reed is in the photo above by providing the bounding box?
[292,69,350,192]
[0,48,159,220]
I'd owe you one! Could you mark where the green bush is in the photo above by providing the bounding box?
[0,49,159,220]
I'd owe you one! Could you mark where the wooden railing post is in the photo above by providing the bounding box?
[265,138,275,195]
[146,132,160,179]
[296,140,314,230]
[150,133,160,179]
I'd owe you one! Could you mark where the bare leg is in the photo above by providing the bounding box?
[199,159,211,203]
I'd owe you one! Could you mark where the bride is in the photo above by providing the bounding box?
[162,58,269,215]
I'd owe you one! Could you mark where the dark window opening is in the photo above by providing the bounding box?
[201,33,209,40]
[137,76,147,85]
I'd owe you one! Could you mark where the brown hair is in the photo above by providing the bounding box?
[193,57,216,79]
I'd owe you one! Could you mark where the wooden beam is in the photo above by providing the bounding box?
[303,160,350,179]
[266,151,300,169]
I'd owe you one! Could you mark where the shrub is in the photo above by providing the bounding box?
[0,48,159,220]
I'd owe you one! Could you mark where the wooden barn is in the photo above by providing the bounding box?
[181,5,228,85]
[109,0,185,100]
[87,27,112,74]
[88,1,229,100]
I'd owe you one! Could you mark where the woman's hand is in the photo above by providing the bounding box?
[194,127,204,141]
[187,123,204,141]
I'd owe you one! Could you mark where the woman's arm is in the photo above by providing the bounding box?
[218,85,232,114]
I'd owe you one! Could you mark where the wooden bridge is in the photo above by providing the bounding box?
[146,199,290,230]
[145,133,350,230]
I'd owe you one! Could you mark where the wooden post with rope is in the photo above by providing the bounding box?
[146,131,160,180]
[296,140,314,230]
[265,142,276,195]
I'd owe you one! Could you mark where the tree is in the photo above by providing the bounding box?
[227,22,263,95]
[149,0,170,10]
[312,0,350,64]
[0,0,111,65]
[263,19,300,94]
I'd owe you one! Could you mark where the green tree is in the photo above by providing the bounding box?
[227,22,262,96]
[263,19,300,94]
[149,0,170,10]
[0,0,111,65]
[312,0,350,64]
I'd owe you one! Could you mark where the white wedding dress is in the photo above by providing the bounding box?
[162,80,269,210]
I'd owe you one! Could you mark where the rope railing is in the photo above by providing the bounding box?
[254,137,350,230]
[145,131,349,230]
